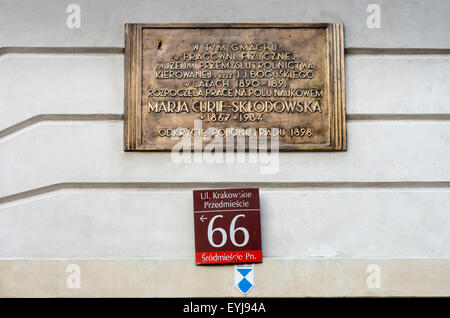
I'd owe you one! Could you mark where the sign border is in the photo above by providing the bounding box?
[193,188,262,265]
[124,23,346,151]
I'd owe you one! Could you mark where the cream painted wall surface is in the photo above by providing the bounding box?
[0,0,449,297]
[1,189,450,258]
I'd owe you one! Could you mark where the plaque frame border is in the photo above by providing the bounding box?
[124,23,346,151]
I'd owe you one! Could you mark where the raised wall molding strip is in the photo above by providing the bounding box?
[2,47,450,56]
[1,181,449,205]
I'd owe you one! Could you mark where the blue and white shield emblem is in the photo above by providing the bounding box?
[235,264,254,294]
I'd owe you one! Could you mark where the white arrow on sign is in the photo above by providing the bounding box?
[200,215,207,223]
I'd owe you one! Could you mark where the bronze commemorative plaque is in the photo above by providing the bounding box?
[124,24,346,151]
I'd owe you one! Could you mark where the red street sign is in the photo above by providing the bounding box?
[193,188,262,265]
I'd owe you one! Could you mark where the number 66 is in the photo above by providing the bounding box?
[207,214,249,248]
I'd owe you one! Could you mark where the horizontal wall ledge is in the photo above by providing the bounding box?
[3,113,450,140]
[0,188,449,258]
[0,47,126,56]
[0,114,124,139]
[1,181,450,205]
[1,258,450,297]
[1,53,449,132]
[1,0,449,48]
[2,47,450,56]
[0,120,449,198]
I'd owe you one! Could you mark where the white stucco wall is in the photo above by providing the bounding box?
[0,0,449,297]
